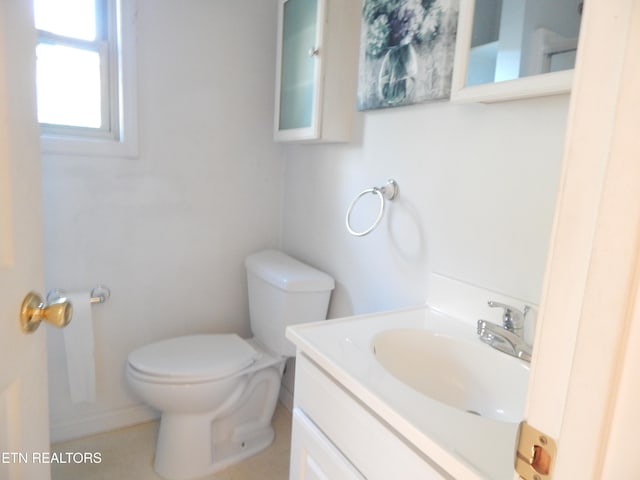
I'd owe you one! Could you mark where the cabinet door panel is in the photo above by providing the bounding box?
[278,0,321,131]
[290,408,364,480]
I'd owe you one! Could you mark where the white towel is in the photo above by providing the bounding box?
[63,292,96,404]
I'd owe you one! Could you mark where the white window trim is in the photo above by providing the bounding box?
[39,0,138,158]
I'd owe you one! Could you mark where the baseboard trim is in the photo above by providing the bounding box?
[50,403,159,443]
[52,389,292,444]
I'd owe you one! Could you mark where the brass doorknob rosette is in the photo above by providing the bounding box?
[20,292,73,333]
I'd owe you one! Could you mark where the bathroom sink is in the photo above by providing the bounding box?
[372,329,529,422]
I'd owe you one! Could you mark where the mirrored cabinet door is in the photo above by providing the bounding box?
[451,0,583,103]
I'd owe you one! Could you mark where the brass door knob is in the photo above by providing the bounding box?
[20,292,73,333]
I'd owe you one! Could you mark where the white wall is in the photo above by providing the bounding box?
[42,0,283,441]
[282,95,569,320]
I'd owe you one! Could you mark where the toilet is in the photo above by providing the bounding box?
[126,250,334,480]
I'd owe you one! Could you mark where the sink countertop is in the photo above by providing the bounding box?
[286,305,522,480]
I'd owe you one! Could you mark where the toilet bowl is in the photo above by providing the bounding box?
[127,335,284,479]
[126,250,334,480]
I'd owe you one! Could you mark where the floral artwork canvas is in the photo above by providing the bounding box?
[357,0,459,110]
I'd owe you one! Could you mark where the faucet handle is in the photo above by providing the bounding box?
[487,300,530,334]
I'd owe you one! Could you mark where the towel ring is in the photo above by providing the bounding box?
[346,179,399,237]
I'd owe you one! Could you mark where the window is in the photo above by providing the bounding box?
[33,0,138,157]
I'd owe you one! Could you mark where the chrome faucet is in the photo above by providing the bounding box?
[477,301,532,362]
[487,300,529,337]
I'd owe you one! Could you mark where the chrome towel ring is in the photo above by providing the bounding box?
[346,179,399,237]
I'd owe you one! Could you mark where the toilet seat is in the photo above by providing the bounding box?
[127,334,259,383]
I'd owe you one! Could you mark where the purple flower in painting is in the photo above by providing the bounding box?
[387,0,424,46]
[363,0,441,58]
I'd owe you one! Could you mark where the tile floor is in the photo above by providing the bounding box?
[51,403,292,480]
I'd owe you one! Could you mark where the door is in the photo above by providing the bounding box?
[274,0,326,141]
[520,0,640,478]
[0,1,50,479]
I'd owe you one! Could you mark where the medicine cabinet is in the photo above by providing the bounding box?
[273,0,359,142]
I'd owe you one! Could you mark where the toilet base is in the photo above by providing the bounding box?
[154,414,276,480]
[153,363,284,480]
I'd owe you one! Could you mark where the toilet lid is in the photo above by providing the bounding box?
[128,334,259,381]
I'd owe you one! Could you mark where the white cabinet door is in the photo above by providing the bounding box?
[274,0,324,140]
[0,1,50,479]
[290,408,364,480]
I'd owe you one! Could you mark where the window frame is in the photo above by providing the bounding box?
[37,0,138,158]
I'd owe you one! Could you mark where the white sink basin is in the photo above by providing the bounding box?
[372,328,529,422]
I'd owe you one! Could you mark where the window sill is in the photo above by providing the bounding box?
[40,133,138,158]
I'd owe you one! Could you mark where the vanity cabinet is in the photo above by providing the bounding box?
[290,408,364,479]
[274,0,360,143]
[290,354,447,480]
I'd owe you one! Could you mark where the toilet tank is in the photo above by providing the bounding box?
[245,250,335,357]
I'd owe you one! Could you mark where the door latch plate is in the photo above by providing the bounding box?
[515,421,556,480]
